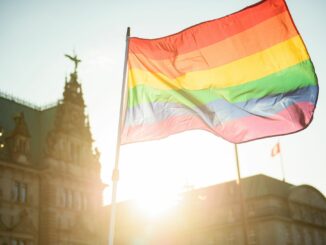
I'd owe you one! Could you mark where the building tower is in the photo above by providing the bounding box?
[0,54,106,245]
[39,55,105,244]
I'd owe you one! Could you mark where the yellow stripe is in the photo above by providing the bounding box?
[128,36,310,90]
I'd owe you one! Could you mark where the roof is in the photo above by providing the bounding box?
[0,94,57,165]
[105,174,325,210]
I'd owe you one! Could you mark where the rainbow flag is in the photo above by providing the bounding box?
[122,0,318,144]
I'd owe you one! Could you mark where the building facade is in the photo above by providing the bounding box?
[109,175,326,245]
[0,64,106,245]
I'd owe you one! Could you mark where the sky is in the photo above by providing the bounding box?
[1,0,326,204]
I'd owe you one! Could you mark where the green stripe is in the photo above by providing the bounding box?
[127,60,317,109]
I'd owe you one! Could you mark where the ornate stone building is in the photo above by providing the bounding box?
[108,174,326,245]
[0,60,106,245]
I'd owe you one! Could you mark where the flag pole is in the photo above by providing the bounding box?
[234,144,250,245]
[278,140,286,182]
[108,27,130,245]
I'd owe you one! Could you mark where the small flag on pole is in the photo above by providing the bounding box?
[271,142,281,157]
[122,0,318,145]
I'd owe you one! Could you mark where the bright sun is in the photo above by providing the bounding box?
[103,180,181,219]
[102,163,184,219]
[101,132,237,220]
[134,191,180,218]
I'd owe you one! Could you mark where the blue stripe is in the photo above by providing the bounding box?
[124,86,318,128]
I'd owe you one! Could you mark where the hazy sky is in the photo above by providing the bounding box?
[1,0,326,202]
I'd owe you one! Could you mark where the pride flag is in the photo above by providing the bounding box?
[122,0,318,144]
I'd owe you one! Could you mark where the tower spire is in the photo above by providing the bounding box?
[45,54,93,162]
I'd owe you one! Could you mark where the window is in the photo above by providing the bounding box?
[227,231,236,245]
[304,228,312,244]
[284,225,292,244]
[75,145,81,164]
[11,239,25,245]
[292,226,303,244]
[18,139,26,152]
[68,191,73,208]
[12,181,27,204]
[227,208,235,222]
[314,231,322,244]
[20,183,27,203]
[62,189,88,211]
[248,204,255,217]
[228,184,235,196]
[82,194,88,210]
[64,189,73,208]
[64,189,68,208]
[71,143,81,164]
[74,192,81,210]
[60,189,65,207]
[70,143,75,162]
[12,182,19,202]
[248,229,258,245]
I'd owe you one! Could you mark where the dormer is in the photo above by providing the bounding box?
[6,112,31,164]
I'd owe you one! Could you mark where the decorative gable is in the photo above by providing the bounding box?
[5,112,31,164]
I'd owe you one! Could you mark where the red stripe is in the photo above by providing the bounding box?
[129,12,298,79]
[129,0,288,60]
[121,102,314,144]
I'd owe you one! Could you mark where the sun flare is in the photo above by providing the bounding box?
[134,192,180,219]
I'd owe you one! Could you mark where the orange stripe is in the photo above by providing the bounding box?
[129,0,288,59]
[128,12,298,79]
[128,36,309,90]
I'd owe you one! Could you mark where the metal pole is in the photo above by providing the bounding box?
[278,140,286,182]
[108,27,130,245]
[234,144,250,245]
